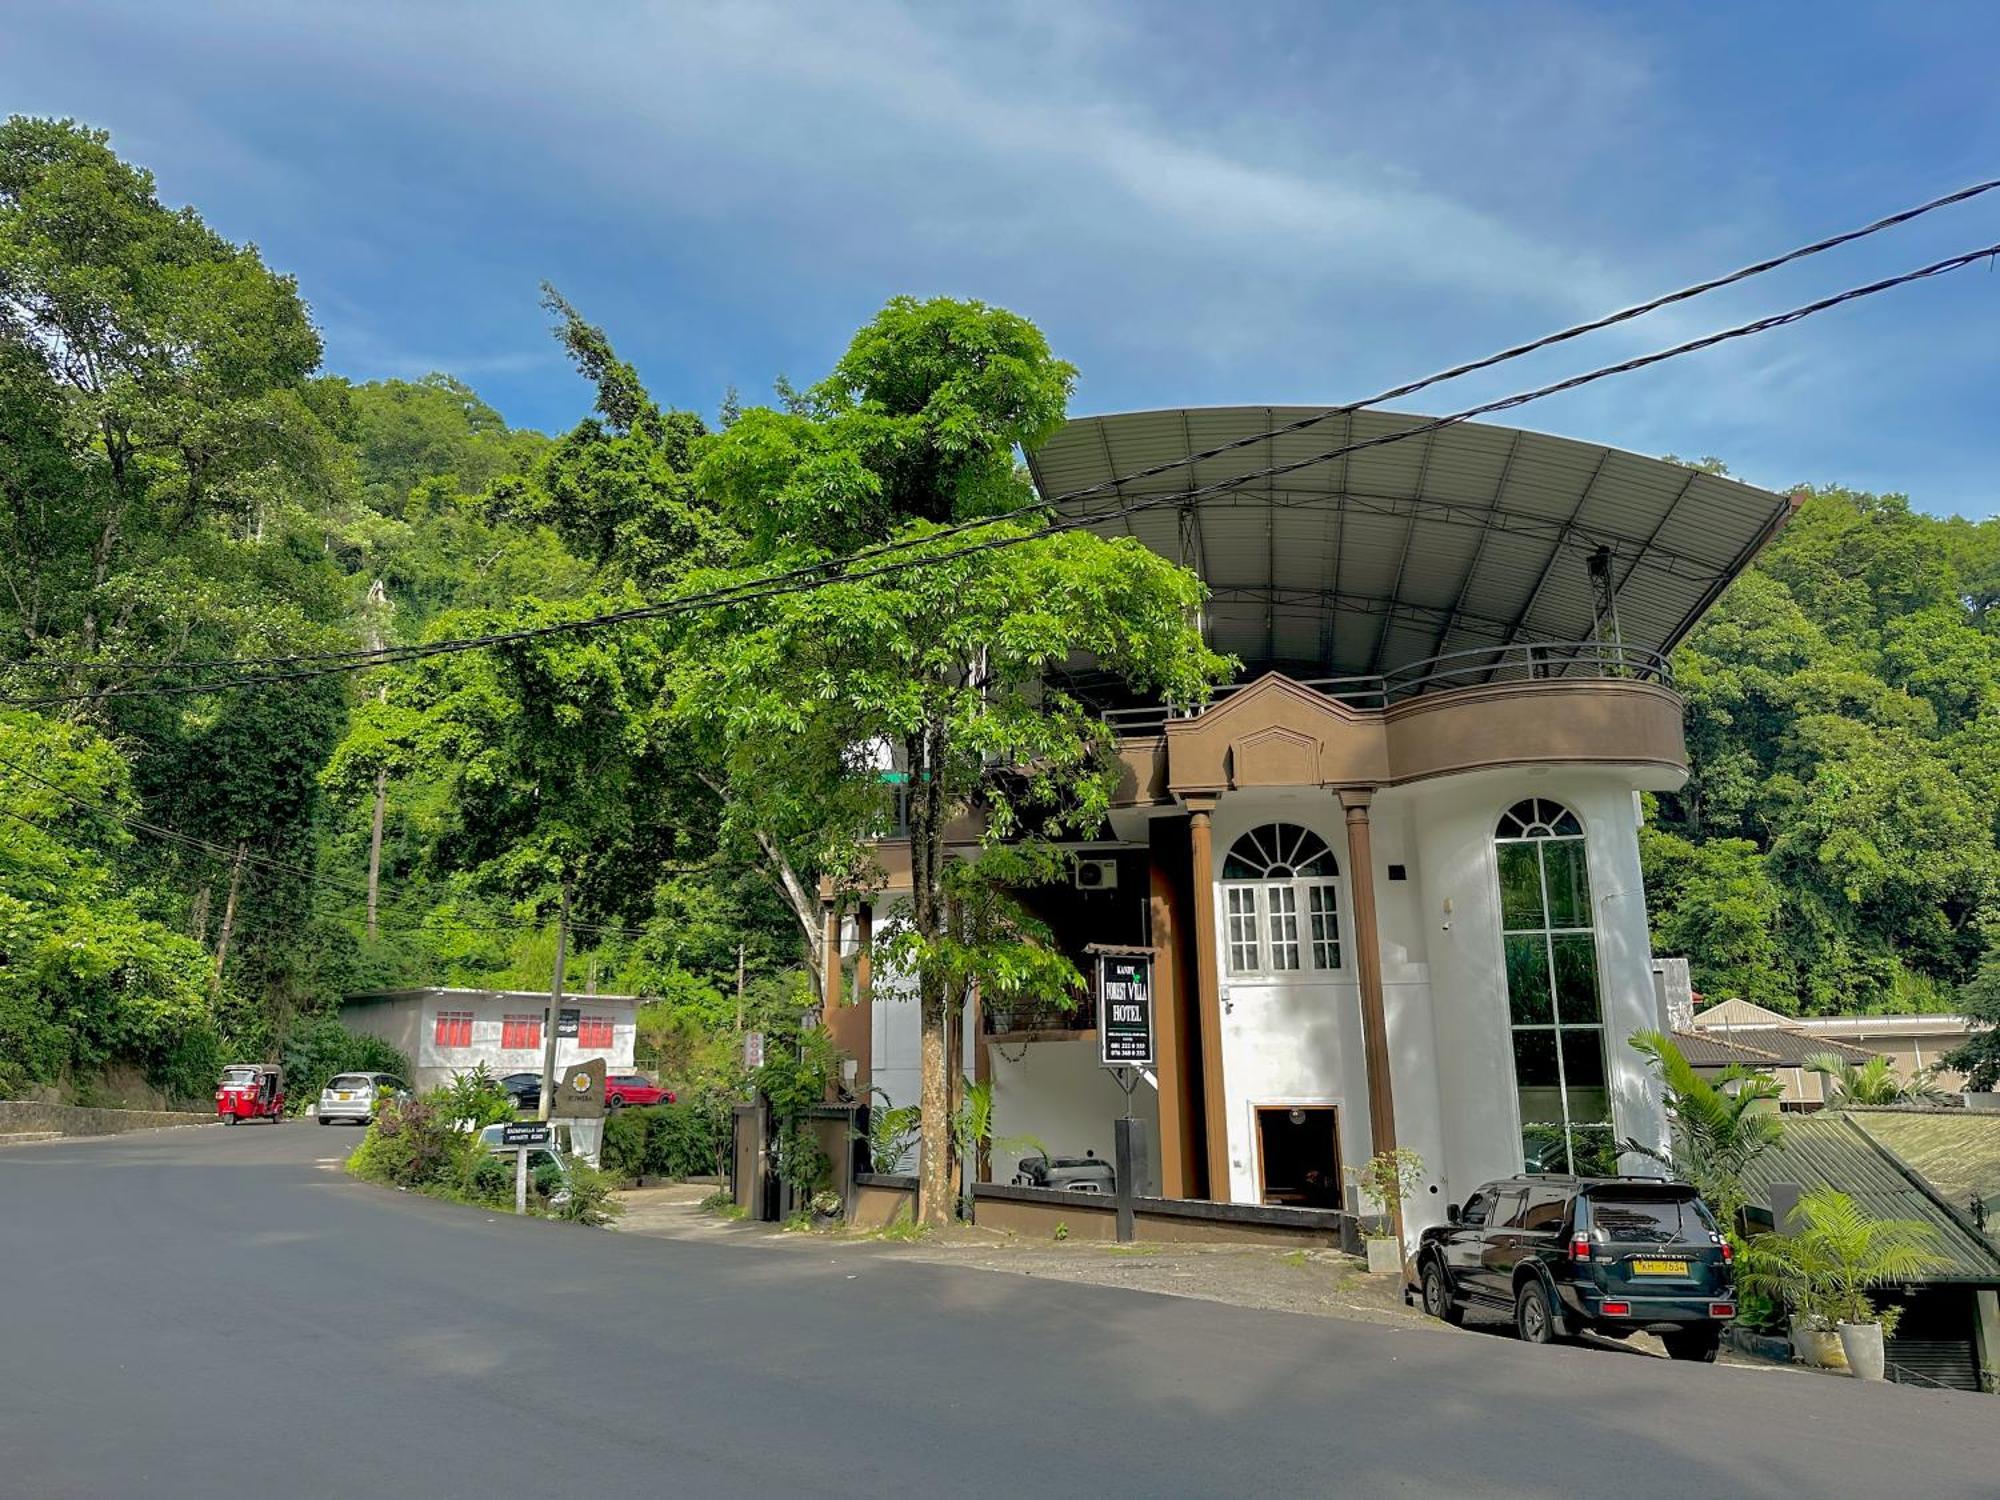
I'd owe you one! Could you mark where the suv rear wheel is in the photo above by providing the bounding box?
[1661,1328,1720,1363]
[1515,1280,1562,1345]
[1420,1259,1463,1326]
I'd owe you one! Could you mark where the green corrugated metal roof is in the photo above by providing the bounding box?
[1739,1114,2000,1284]
[1849,1109,2000,1224]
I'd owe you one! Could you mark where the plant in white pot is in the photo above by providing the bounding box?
[1349,1148,1424,1276]
[1737,1187,1943,1380]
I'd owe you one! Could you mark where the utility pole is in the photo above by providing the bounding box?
[537,881,571,1123]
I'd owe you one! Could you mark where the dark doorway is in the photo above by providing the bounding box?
[1255,1105,1341,1208]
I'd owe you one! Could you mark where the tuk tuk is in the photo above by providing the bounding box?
[215,1063,284,1124]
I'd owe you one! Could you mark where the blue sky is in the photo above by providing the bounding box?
[7,2,1999,512]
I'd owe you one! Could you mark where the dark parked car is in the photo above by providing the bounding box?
[1416,1175,1735,1362]
[499,1071,544,1111]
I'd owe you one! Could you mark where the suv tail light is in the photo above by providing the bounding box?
[1710,1302,1736,1318]
[1569,1234,1592,1262]
[1601,1301,1630,1317]
[1719,1239,1735,1263]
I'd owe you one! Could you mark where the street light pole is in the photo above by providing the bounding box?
[537,881,571,1123]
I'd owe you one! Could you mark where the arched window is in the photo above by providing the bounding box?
[1495,799,1614,1176]
[1220,823,1341,976]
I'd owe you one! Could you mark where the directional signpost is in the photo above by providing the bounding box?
[501,1120,553,1215]
[1093,947,1156,1244]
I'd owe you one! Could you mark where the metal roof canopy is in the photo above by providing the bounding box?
[1026,406,1795,681]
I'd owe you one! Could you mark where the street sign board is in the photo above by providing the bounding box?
[551,1056,606,1119]
[1097,952,1155,1067]
[744,1030,765,1070]
[556,1006,580,1039]
[500,1120,552,1148]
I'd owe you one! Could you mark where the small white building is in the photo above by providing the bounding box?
[340,987,639,1091]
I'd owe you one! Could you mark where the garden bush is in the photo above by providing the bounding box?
[601,1100,731,1182]
[283,1017,411,1116]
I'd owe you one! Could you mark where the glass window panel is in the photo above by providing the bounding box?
[1569,1127,1618,1177]
[1226,887,1260,973]
[1511,1028,1560,1088]
[1550,934,1601,1024]
[1268,885,1300,970]
[1520,1121,1570,1175]
[1498,842,1545,929]
[1504,936,1553,1024]
[1542,840,1592,928]
[1308,883,1340,969]
[1560,1026,1608,1091]
[1551,807,1582,836]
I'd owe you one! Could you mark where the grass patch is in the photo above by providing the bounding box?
[1099,1243,1162,1257]
[698,1188,746,1219]
[871,1219,928,1242]
[1280,1249,1311,1268]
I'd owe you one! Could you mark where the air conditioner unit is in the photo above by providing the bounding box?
[1073,858,1118,892]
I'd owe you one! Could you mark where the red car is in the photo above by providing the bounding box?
[605,1074,676,1109]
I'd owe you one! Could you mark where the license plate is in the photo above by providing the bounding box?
[1631,1259,1689,1276]
[336,1092,354,1101]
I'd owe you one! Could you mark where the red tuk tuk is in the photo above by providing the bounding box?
[215,1063,284,1124]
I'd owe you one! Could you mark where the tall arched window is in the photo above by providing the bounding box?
[1221,823,1341,976]
[1495,798,1614,1176]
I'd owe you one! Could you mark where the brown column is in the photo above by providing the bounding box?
[1148,819,1197,1198]
[1341,791,1397,1172]
[845,903,873,1090]
[819,902,867,1097]
[1187,800,1231,1200]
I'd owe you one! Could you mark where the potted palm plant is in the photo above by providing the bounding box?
[1737,1187,1944,1380]
[1349,1148,1424,1275]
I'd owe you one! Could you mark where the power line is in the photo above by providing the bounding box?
[8,177,1996,687]
[7,229,2000,709]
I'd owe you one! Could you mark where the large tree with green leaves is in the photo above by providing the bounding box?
[678,296,1226,1223]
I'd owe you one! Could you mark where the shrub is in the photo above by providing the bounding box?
[601,1101,732,1182]
[550,1162,624,1228]
[348,1093,478,1193]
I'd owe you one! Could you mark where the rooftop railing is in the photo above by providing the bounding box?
[1100,639,1672,736]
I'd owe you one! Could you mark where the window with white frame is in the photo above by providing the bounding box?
[1220,823,1341,977]
[1494,797,1615,1177]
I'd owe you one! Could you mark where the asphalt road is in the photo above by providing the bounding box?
[3,1124,1996,1499]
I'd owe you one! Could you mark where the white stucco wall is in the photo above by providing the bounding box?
[345,990,638,1091]
[986,1037,1159,1193]
[1400,769,1669,1239]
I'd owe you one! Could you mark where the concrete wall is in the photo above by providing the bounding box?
[343,990,638,1090]
[971,1183,1347,1247]
[0,1101,213,1136]
[986,1036,1159,1193]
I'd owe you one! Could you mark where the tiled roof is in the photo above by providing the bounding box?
[1740,1114,2000,1284]
[1670,1030,1783,1067]
[1694,1028,1878,1066]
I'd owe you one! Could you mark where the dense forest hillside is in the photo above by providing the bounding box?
[1,118,1993,1103]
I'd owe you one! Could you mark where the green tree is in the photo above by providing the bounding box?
[1624,1030,1784,1231]
[679,296,1227,1224]
[1803,1052,1945,1108]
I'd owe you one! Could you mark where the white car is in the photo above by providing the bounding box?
[318,1072,407,1125]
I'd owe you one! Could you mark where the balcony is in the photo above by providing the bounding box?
[1097,640,1671,736]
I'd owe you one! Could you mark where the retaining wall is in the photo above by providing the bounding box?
[0,1101,215,1137]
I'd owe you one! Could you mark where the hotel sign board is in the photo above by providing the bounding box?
[1097,952,1155,1068]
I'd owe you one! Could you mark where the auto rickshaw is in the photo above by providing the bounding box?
[215,1062,284,1124]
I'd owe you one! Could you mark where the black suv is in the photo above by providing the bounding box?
[1416,1175,1735,1361]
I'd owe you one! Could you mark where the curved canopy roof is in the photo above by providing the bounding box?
[1026,406,1794,681]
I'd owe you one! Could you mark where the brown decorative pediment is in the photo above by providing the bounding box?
[1164,673,1391,795]
[1230,724,1320,787]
